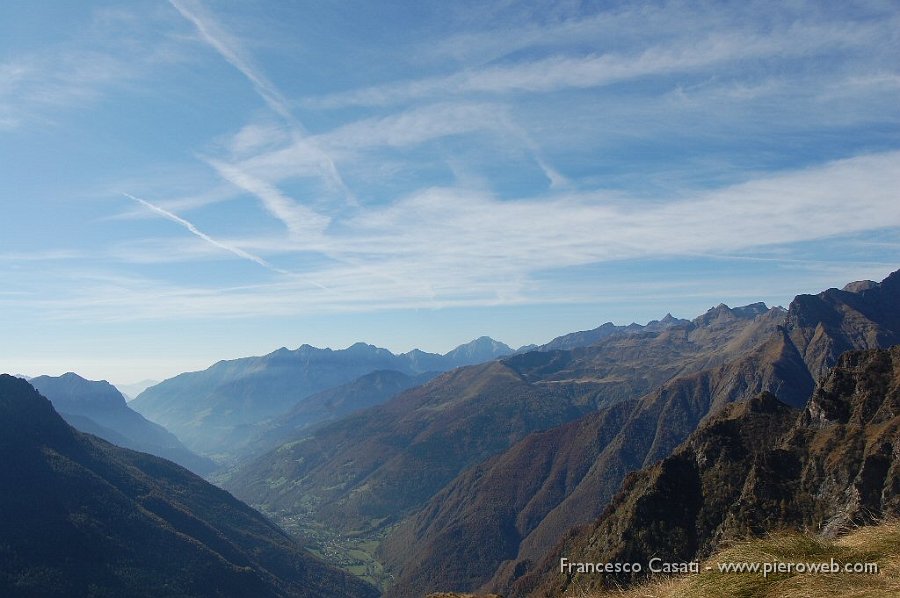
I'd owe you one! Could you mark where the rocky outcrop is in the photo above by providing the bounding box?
[521,346,900,597]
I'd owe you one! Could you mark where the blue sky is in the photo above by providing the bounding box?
[2,0,899,384]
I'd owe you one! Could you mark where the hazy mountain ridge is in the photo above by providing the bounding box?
[520,345,900,597]
[131,337,513,459]
[0,374,378,598]
[29,372,214,475]
[374,272,900,598]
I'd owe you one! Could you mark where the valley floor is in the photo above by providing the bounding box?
[259,506,394,591]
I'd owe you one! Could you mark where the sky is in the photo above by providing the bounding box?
[1,0,899,385]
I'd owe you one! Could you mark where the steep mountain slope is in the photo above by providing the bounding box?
[29,372,214,474]
[223,302,784,587]
[0,374,377,598]
[132,337,512,459]
[380,271,900,598]
[383,330,812,598]
[522,345,900,597]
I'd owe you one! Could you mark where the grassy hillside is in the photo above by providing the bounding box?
[582,521,900,598]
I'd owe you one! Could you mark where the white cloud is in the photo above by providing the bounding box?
[205,160,331,239]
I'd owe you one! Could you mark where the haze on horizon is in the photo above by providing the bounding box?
[2,1,899,384]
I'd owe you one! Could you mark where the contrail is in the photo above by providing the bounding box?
[124,193,288,274]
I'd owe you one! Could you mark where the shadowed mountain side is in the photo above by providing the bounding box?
[378,270,900,598]
[0,375,378,598]
[520,346,900,597]
[29,372,214,475]
[132,337,512,459]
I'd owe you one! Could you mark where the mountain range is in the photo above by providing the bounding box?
[0,374,377,598]
[132,336,513,460]
[221,298,789,589]
[198,270,900,596]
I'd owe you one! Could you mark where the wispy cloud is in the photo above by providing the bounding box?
[205,160,331,239]
[308,16,898,109]
[85,150,900,321]
[0,250,86,263]
[0,6,189,130]
[123,193,287,274]
[218,101,567,192]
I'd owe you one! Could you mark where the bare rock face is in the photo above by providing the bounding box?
[520,346,900,598]
[843,279,879,293]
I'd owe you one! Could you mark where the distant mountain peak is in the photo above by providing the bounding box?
[348,341,376,349]
[444,336,513,364]
[30,372,127,410]
[59,371,105,384]
[28,372,214,474]
[453,335,509,350]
